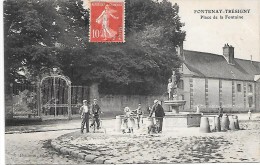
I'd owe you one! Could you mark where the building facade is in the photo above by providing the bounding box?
[179,44,260,113]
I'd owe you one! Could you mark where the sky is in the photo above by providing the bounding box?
[172,0,260,61]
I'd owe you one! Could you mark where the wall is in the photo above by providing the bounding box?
[255,81,260,112]
[182,77,191,111]
[221,80,233,110]
[244,81,255,110]
[182,76,256,113]
[193,78,206,111]
[207,79,219,111]
[99,94,168,116]
[234,81,245,111]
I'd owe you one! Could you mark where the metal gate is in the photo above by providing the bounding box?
[40,73,72,119]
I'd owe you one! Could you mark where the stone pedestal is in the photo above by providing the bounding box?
[163,112,202,128]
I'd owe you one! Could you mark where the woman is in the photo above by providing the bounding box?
[96,4,119,40]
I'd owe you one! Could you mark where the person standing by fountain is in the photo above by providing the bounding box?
[135,104,143,128]
[80,100,90,133]
[149,100,165,133]
[218,105,224,118]
[90,99,102,129]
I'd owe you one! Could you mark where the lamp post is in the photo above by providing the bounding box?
[10,83,14,118]
[53,67,57,117]
[70,63,74,84]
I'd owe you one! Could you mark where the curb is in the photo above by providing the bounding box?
[50,139,108,164]
[5,128,81,134]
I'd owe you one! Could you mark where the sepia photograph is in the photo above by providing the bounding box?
[2,0,260,164]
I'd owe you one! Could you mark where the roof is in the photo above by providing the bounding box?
[183,50,260,81]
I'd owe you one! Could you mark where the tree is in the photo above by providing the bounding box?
[4,0,88,85]
[4,0,186,95]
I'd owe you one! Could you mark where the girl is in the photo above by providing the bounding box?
[124,107,135,133]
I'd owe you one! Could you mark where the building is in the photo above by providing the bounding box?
[178,44,260,113]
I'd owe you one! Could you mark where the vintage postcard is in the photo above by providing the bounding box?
[2,0,260,164]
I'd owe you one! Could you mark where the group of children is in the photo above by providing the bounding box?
[121,104,143,133]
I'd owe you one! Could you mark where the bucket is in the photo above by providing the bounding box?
[233,115,240,130]
[229,116,236,130]
[200,117,210,133]
[147,117,154,127]
[215,116,221,132]
[115,115,122,132]
[221,114,229,131]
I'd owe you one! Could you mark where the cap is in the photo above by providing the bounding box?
[93,99,97,101]
[83,100,87,102]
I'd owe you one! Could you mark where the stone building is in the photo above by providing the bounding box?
[178,44,260,113]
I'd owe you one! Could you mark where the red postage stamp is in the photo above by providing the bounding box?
[89,0,125,42]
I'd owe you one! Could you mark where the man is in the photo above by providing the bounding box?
[149,100,165,133]
[136,103,143,129]
[90,99,102,129]
[80,100,90,133]
[218,105,224,118]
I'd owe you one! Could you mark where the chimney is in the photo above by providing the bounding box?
[223,43,234,65]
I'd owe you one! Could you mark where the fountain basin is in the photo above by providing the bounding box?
[164,100,186,106]
[163,113,202,128]
[164,100,186,114]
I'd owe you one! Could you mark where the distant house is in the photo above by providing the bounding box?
[178,44,260,113]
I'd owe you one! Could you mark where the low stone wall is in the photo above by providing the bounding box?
[99,94,168,114]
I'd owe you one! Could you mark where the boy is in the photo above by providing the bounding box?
[80,100,90,133]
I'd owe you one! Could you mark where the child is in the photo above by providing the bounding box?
[248,109,252,120]
[124,107,135,133]
[147,117,156,134]
[121,117,128,134]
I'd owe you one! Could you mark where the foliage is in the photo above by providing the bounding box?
[4,0,186,95]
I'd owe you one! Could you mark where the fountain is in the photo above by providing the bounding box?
[163,70,201,128]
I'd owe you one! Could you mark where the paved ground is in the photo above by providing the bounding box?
[5,118,117,164]
[4,113,260,164]
[51,120,260,164]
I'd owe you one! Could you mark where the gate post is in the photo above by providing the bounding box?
[68,82,72,120]
[37,81,42,118]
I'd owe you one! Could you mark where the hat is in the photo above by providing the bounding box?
[154,100,159,104]
[83,100,87,102]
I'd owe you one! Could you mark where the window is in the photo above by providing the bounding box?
[178,80,184,89]
[248,84,253,93]
[248,96,253,108]
[237,84,241,92]
[181,94,184,100]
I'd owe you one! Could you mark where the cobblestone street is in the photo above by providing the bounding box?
[51,121,260,164]
[5,114,260,164]
[5,130,87,164]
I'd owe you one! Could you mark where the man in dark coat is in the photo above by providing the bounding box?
[218,105,224,118]
[90,99,102,129]
[149,100,165,133]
